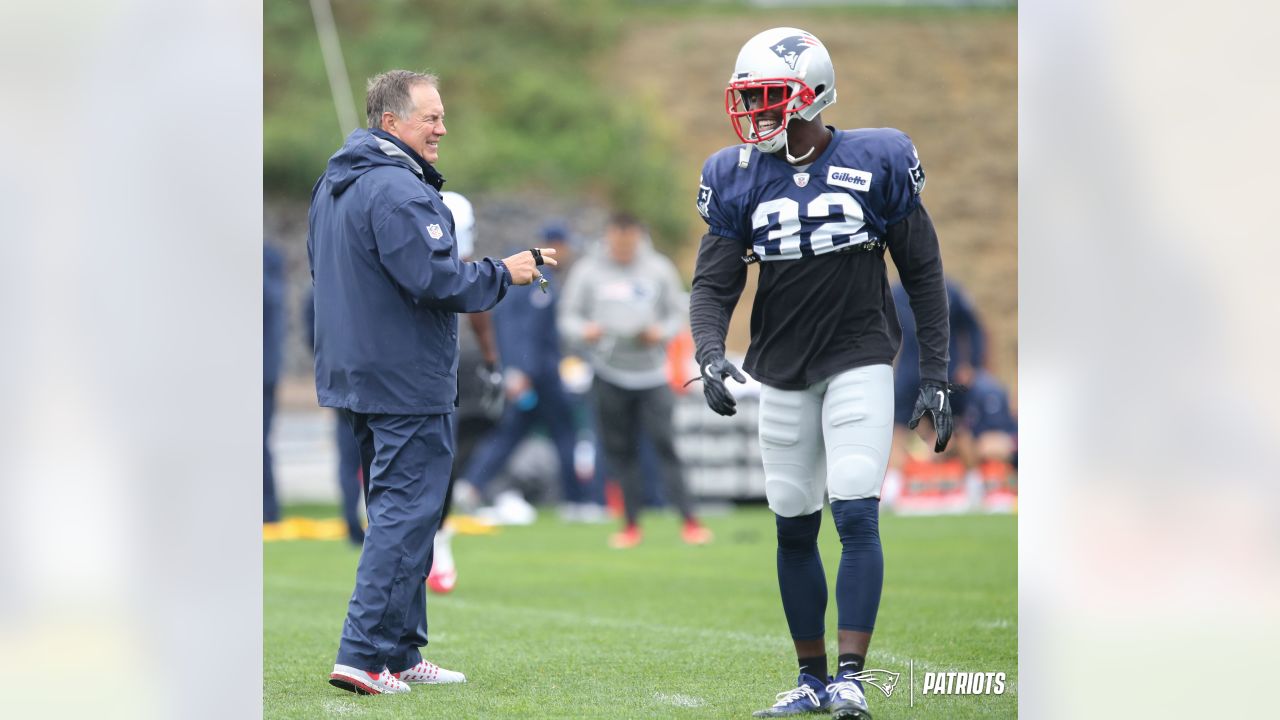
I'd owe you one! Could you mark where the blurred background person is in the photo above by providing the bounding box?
[560,212,711,549]
[884,276,986,508]
[263,242,286,529]
[457,222,606,526]
[963,366,1018,509]
[428,190,504,594]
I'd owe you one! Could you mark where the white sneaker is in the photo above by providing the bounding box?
[393,659,467,684]
[329,664,411,695]
[476,490,536,526]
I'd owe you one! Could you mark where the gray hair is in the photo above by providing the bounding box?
[365,70,439,129]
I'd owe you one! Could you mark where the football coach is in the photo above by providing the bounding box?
[308,69,555,695]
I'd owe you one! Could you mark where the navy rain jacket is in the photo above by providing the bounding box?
[308,129,512,414]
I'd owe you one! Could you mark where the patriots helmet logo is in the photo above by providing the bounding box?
[769,34,819,71]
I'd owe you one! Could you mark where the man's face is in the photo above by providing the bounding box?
[605,224,640,265]
[382,83,447,164]
[740,85,788,139]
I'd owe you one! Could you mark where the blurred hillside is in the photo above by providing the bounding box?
[266,1,1016,392]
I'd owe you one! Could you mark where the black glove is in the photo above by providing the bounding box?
[908,379,956,453]
[477,363,505,421]
[700,354,747,416]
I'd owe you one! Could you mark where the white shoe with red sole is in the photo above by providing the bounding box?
[328,665,411,695]
[392,659,467,684]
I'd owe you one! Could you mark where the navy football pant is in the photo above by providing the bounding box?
[335,411,453,673]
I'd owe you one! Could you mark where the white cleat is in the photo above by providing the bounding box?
[393,659,467,684]
[328,664,411,695]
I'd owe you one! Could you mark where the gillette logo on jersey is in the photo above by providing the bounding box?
[696,128,925,263]
[828,167,872,191]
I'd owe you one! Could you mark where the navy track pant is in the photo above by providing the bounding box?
[334,411,453,673]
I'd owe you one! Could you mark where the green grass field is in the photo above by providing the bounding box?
[265,507,1016,719]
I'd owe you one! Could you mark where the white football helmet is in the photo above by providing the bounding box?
[440,191,475,259]
[726,27,837,156]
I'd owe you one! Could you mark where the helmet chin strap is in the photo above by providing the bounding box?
[782,120,816,164]
[785,134,815,164]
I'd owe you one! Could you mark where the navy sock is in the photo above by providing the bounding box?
[775,511,827,641]
[836,653,865,680]
[830,498,884,634]
[798,655,827,682]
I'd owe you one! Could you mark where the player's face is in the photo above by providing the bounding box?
[739,85,788,138]
[605,224,640,265]
[383,83,447,164]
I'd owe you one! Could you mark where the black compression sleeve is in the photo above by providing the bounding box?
[689,232,748,365]
[886,204,950,381]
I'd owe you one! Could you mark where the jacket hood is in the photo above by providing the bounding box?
[323,129,443,196]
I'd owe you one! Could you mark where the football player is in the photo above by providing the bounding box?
[689,28,954,719]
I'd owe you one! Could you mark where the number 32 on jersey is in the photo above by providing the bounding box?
[751,193,869,261]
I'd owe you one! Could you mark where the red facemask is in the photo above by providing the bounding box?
[725,78,817,145]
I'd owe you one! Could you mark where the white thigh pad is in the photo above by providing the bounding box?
[822,365,895,501]
[757,383,827,517]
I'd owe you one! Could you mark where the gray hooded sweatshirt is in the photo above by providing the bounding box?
[559,241,688,390]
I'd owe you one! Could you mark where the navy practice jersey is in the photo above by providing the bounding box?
[690,127,950,390]
[697,128,925,260]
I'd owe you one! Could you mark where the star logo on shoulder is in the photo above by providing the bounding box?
[696,182,714,219]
